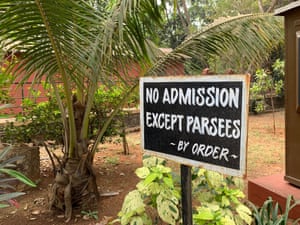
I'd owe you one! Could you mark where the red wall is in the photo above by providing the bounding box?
[3,60,186,115]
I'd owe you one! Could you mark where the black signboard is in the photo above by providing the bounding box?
[140,75,250,176]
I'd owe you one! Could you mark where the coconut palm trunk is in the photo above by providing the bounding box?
[0,0,283,221]
[48,97,99,221]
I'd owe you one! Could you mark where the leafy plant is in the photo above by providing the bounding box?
[272,59,285,97]
[250,59,285,113]
[1,91,63,145]
[1,84,139,146]
[0,64,13,104]
[115,156,252,225]
[81,210,99,220]
[104,156,119,166]
[0,145,36,208]
[113,156,180,225]
[192,168,252,225]
[250,69,273,113]
[249,195,300,225]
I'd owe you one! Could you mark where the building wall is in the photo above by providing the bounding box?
[3,60,186,115]
[283,7,300,186]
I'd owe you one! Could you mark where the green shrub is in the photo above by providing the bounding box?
[114,156,252,225]
[1,84,139,145]
[192,168,252,224]
[1,94,63,144]
[0,64,13,104]
[250,59,284,113]
[113,156,180,225]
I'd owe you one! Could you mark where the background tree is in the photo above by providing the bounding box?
[0,0,283,221]
[156,0,292,74]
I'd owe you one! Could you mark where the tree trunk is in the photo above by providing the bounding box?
[49,96,99,222]
[49,153,99,222]
[257,0,278,13]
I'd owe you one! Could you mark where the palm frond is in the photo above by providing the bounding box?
[146,14,283,76]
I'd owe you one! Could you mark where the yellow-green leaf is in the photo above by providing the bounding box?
[135,167,150,179]
[236,204,252,225]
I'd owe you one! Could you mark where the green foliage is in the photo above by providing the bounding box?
[192,168,252,225]
[250,195,300,225]
[90,85,138,143]
[272,59,285,97]
[250,59,285,113]
[113,156,180,225]
[1,91,63,144]
[1,85,139,145]
[81,210,99,220]
[0,145,36,208]
[116,190,151,225]
[0,64,13,104]
[115,156,252,225]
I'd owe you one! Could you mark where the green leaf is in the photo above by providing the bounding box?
[135,167,150,179]
[130,216,144,225]
[0,168,36,187]
[220,215,236,225]
[147,182,162,195]
[142,156,165,167]
[193,207,214,220]
[221,196,230,207]
[154,165,171,174]
[236,204,252,225]
[157,195,179,225]
[121,190,145,213]
[206,170,224,188]
[0,192,25,202]
[0,145,12,162]
[0,203,10,208]
[143,172,159,185]
[163,177,174,188]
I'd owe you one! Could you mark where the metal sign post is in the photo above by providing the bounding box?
[181,164,192,225]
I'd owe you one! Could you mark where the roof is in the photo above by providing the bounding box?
[275,1,300,15]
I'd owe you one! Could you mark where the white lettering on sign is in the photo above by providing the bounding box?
[177,140,190,152]
[191,143,229,162]
[145,112,241,139]
[185,116,241,139]
[146,88,159,104]
[145,112,184,132]
[140,75,250,177]
[161,87,239,108]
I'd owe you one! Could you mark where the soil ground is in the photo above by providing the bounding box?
[0,110,286,225]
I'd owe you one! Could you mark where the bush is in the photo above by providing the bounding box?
[0,64,13,104]
[250,59,284,113]
[1,84,139,145]
[114,156,252,225]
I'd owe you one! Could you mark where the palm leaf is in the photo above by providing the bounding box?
[0,192,25,202]
[146,14,283,76]
[0,168,36,187]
